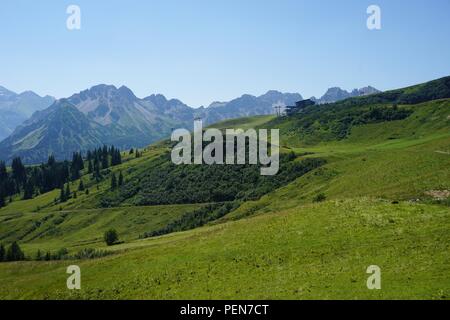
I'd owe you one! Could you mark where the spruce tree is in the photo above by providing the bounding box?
[11,157,26,189]
[102,145,109,169]
[78,179,85,191]
[0,191,5,208]
[23,179,34,200]
[0,161,7,182]
[117,150,122,164]
[111,173,117,190]
[118,171,124,186]
[60,186,66,203]
[35,249,42,261]
[0,243,5,261]
[94,159,101,180]
[65,183,71,200]
[6,242,25,261]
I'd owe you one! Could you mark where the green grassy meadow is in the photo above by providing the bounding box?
[0,199,448,299]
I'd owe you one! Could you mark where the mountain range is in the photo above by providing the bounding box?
[311,86,380,104]
[0,84,379,164]
[0,86,55,141]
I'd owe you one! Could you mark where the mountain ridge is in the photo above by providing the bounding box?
[0,87,55,141]
[0,83,381,164]
[311,85,380,104]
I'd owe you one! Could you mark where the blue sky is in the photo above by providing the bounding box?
[1,0,449,107]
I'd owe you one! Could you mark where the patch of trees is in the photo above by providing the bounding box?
[278,104,414,142]
[34,247,112,261]
[0,145,122,207]
[0,242,25,262]
[0,242,112,263]
[104,229,119,246]
[99,153,326,208]
[87,145,122,181]
[142,202,240,239]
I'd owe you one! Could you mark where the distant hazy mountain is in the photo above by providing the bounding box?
[0,85,197,163]
[0,100,113,164]
[0,86,55,140]
[195,90,303,124]
[313,86,380,104]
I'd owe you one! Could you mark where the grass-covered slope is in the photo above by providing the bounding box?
[0,199,448,299]
[0,204,202,253]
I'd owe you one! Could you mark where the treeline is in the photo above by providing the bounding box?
[0,145,123,207]
[0,242,25,262]
[0,242,112,263]
[141,202,240,239]
[277,103,414,142]
[329,105,413,139]
[87,145,123,180]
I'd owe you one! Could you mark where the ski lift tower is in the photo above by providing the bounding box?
[273,105,283,117]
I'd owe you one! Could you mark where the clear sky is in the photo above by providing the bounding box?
[1,0,449,107]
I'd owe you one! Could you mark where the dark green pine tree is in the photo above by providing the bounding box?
[78,179,85,191]
[111,173,117,190]
[117,150,122,165]
[23,179,34,200]
[88,160,93,174]
[35,249,42,261]
[60,186,66,203]
[0,161,7,182]
[47,155,56,167]
[0,189,5,208]
[94,158,101,180]
[102,145,109,169]
[118,171,124,186]
[0,243,5,261]
[111,148,122,166]
[6,241,25,261]
[65,183,71,200]
[78,152,85,170]
[11,157,27,189]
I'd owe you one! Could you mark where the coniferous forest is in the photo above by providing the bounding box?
[0,145,122,208]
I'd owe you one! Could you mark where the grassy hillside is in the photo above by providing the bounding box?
[0,78,449,300]
[0,198,448,299]
[0,204,202,253]
[207,115,276,130]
